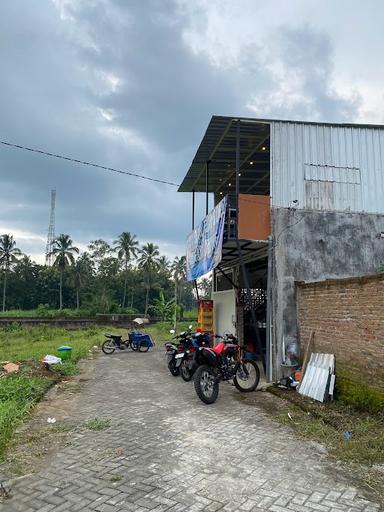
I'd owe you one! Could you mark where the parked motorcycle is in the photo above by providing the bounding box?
[179,332,212,382]
[193,334,260,404]
[164,326,193,376]
[102,331,154,354]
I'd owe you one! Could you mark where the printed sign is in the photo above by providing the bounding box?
[197,300,214,333]
[186,196,227,281]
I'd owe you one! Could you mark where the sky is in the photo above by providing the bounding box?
[1,0,384,263]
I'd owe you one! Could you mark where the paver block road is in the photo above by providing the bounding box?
[1,348,381,511]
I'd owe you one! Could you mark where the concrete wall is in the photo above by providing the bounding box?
[272,207,384,377]
[0,315,160,330]
[297,274,384,387]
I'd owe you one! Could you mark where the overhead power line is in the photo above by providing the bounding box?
[0,139,180,187]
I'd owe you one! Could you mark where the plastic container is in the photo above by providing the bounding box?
[284,336,299,366]
[129,332,154,349]
[57,346,72,360]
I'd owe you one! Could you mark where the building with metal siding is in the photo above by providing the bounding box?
[179,116,384,381]
[271,121,384,213]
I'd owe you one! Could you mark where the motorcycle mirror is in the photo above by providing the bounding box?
[169,329,175,334]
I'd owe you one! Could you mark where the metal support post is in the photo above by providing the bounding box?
[235,121,240,237]
[205,160,210,215]
[235,119,265,370]
[192,189,195,230]
[194,280,200,302]
[265,236,273,381]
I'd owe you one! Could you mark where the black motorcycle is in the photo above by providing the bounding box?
[193,334,260,404]
[179,332,212,382]
[164,326,193,376]
[101,332,152,354]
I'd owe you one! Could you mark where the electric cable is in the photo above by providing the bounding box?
[0,139,180,187]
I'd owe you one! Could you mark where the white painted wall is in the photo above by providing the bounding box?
[212,289,236,336]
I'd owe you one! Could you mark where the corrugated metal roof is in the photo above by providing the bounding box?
[178,116,270,193]
[179,116,384,205]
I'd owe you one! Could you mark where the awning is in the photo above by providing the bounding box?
[178,116,270,196]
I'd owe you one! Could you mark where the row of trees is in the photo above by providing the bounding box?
[0,232,205,318]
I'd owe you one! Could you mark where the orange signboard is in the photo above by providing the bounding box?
[197,300,214,333]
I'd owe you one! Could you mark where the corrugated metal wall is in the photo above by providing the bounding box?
[271,121,384,213]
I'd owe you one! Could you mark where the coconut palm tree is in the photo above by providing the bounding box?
[137,242,160,315]
[114,232,139,307]
[171,256,187,328]
[73,253,94,309]
[49,234,79,309]
[0,234,22,312]
[158,255,171,277]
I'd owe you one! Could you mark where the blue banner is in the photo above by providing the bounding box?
[186,197,227,281]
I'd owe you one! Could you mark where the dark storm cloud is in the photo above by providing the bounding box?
[0,0,360,260]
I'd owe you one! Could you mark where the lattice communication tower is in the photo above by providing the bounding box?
[45,189,56,266]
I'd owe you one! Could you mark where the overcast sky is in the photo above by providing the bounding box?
[1,0,383,263]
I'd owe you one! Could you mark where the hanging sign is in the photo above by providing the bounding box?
[186,196,227,281]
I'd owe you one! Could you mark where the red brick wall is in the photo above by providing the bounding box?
[297,274,384,388]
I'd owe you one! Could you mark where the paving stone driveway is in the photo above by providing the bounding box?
[2,348,381,512]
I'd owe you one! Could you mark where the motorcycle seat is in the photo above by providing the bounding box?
[105,333,122,339]
[210,342,226,355]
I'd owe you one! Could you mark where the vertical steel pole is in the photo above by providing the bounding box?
[235,121,240,237]
[265,235,273,381]
[192,190,195,230]
[205,161,209,215]
[235,120,265,371]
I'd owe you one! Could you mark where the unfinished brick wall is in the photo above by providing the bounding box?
[297,274,384,388]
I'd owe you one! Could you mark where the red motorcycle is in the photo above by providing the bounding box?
[193,334,260,404]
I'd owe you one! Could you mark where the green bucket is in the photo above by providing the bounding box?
[57,346,72,361]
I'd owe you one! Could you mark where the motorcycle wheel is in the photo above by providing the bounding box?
[129,341,139,351]
[194,365,219,404]
[101,340,116,355]
[233,360,260,393]
[168,360,180,376]
[138,342,150,353]
[180,360,194,382]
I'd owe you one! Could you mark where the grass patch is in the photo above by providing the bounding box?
[0,324,113,460]
[110,475,122,482]
[336,370,384,415]
[49,423,73,433]
[0,324,104,363]
[270,388,384,466]
[267,387,384,505]
[0,376,52,460]
[50,361,80,377]
[84,418,111,431]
